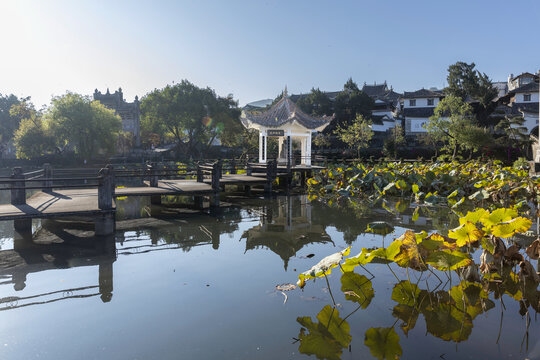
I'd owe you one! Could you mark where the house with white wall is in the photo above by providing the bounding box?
[400,88,444,136]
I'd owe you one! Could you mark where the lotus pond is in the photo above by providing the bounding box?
[0,189,538,359]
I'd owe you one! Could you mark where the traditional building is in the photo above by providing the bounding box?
[93,88,141,147]
[362,82,402,134]
[508,72,537,91]
[400,88,444,136]
[241,89,332,166]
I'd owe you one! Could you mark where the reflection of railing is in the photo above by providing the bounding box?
[0,285,100,311]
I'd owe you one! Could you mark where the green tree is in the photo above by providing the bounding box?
[495,115,533,158]
[140,80,240,158]
[12,103,54,159]
[445,61,498,127]
[330,78,374,133]
[333,114,373,158]
[0,94,26,153]
[426,95,491,159]
[297,88,333,116]
[45,92,122,157]
[383,124,405,159]
[313,133,331,148]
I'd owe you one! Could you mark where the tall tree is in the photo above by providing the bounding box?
[0,93,26,150]
[330,78,373,133]
[45,92,122,157]
[426,95,491,159]
[333,114,373,158]
[12,101,54,159]
[495,115,533,159]
[297,88,333,116]
[445,61,498,127]
[141,80,240,158]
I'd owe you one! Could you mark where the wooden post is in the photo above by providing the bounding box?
[196,162,203,182]
[264,159,276,195]
[246,161,252,176]
[230,158,237,175]
[210,161,220,208]
[11,167,26,205]
[43,163,53,192]
[217,159,223,179]
[150,162,158,187]
[301,171,307,187]
[106,164,115,197]
[98,167,114,210]
[96,167,115,236]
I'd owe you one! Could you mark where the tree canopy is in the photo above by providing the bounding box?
[330,78,373,133]
[0,93,27,147]
[445,62,498,127]
[140,80,241,158]
[426,95,491,159]
[297,88,333,116]
[45,92,122,157]
[333,114,373,157]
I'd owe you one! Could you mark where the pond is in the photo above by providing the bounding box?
[0,194,538,359]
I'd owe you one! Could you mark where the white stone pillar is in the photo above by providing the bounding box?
[259,131,264,163]
[287,131,292,167]
[300,137,307,165]
[259,130,267,163]
[537,70,540,162]
[306,132,312,166]
[263,132,267,163]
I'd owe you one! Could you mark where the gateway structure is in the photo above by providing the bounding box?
[241,89,333,166]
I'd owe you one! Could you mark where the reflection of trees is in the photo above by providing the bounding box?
[310,198,460,244]
[242,196,333,269]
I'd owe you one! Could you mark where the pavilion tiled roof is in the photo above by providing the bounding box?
[241,96,333,130]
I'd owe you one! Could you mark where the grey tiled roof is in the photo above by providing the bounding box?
[242,96,333,129]
[371,115,393,125]
[403,107,435,118]
[513,102,539,114]
[362,84,387,97]
[403,89,444,99]
[510,82,539,94]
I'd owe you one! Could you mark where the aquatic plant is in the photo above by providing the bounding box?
[291,207,539,359]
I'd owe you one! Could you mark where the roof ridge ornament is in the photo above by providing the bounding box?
[283,85,288,98]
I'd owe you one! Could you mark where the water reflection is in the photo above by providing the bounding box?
[242,195,333,269]
[0,221,116,308]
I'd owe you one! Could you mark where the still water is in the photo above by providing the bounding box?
[0,194,538,359]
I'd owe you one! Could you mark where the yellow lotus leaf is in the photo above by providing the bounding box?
[459,208,489,225]
[491,217,531,238]
[394,230,426,270]
[448,221,484,247]
[481,208,518,228]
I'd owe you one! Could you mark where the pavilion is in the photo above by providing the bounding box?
[241,89,333,166]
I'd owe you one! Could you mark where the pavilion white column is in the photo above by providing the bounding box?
[300,137,307,165]
[306,132,312,166]
[259,131,267,163]
[287,131,292,167]
[263,133,267,163]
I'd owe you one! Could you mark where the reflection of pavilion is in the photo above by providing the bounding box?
[0,224,116,309]
[242,195,332,269]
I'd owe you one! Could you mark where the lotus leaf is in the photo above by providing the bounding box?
[364,327,402,360]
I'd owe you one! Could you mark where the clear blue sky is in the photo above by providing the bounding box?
[0,0,538,107]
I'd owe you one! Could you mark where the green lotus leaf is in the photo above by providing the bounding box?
[297,305,351,360]
[364,327,402,360]
[340,272,374,308]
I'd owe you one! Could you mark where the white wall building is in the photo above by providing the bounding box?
[400,89,444,136]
